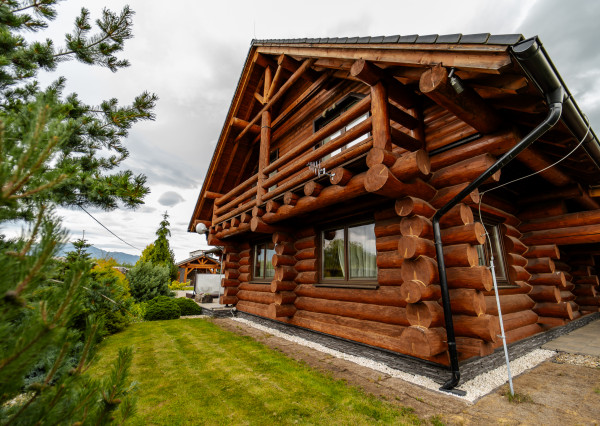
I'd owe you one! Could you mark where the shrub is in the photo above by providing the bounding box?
[169,280,190,291]
[175,298,202,316]
[143,296,180,321]
[128,261,172,302]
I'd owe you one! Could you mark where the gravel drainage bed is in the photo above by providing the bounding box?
[232,316,557,403]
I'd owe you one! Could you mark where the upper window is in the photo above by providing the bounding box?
[321,221,377,287]
[253,242,275,281]
[476,219,510,286]
[314,94,370,161]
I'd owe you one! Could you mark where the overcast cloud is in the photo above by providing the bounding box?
[3,0,598,261]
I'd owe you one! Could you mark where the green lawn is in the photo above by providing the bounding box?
[90,318,422,425]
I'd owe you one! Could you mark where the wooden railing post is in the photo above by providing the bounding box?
[371,81,392,151]
[257,110,272,205]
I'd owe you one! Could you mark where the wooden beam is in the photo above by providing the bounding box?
[278,54,318,81]
[516,147,572,187]
[350,59,416,109]
[419,64,503,134]
[266,63,283,101]
[235,58,316,143]
[370,82,391,151]
[256,110,271,205]
[231,117,261,134]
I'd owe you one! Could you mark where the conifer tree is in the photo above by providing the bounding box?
[0,2,156,423]
[140,212,178,279]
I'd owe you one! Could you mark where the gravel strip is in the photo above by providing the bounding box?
[553,353,600,368]
[232,317,556,403]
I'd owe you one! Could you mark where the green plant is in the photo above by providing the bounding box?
[127,261,172,302]
[169,280,190,291]
[144,296,181,321]
[594,387,599,394]
[138,213,178,280]
[175,298,202,316]
[430,414,445,426]
[0,1,155,423]
[501,386,533,404]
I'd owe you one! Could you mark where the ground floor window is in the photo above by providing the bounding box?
[321,221,377,286]
[253,242,275,281]
[477,219,510,285]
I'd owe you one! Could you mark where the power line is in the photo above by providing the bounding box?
[77,205,142,251]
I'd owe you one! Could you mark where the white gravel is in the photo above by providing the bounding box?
[232,317,556,403]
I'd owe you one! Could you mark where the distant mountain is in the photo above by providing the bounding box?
[57,243,139,265]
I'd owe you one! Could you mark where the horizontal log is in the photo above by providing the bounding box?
[377,251,404,268]
[330,167,353,186]
[398,235,435,259]
[294,247,317,261]
[240,212,251,224]
[296,258,317,272]
[509,265,532,282]
[503,235,528,255]
[533,302,573,319]
[395,196,436,218]
[400,215,433,238]
[499,323,542,346]
[271,280,297,292]
[295,271,318,284]
[560,291,575,302]
[237,290,276,305]
[239,264,250,274]
[388,149,431,180]
[502,310,539,332]
[268,304,296,318]
[295,284,407,307]
[373,207,398,221]
[283,191,300,206]
[523,244,560,260]
[399,281,441,303]
[374,218,402,238]
[221,278,240,288]
[391,126,423,151]
[507,253,528,267]
[441,222,486,245]
[401,256,438,286]
[225,269,240,280]
[365,164,436,199]
[290,311,407,354]
[378,268,403,286]
[573,276,599,285]
[442,243,480,267]
[223,287,239,297]
[525,257,555,274]
[522,224,600,246]
[266,200,281,213]
[500,223,522,239]
[238,273,251,282]
[518,207,600,233]
[366,147,397,168]
[528,285,561,303]
[377,235,403,252]
[485,293,535,315]
[272,254,295,267]
[453,314,500,342]
[439,204,474,228]
[226,253,240,263]
[220,296,238,305]
[572,284,598,297]
[529,272,566,287]
[574,296,600,306]
[430,183,480,209]
[537,316,567,327]
[303,181,323,197]
[398,326,448,357]
[449,288,486,316]
[294,227,316,240]
[429,154,499,188]
[239,283,271,293]
[456,337,494,358]
[407,301,445,328]
[236,300,270,317]
[447,266,493,291]
[294,297,409,326]
[275,242,296,256]
[295,236,316,251]
[275,265,297,281]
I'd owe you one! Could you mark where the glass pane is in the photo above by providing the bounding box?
[488,226,507,280]
[346,113,368,130]
[265,242,275,278]
[348,223,377,278]
[322,228,345,279]
[254,244,264,279]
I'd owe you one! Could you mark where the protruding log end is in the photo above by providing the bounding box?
[268,304,297,318]
[330,167,353,186]
[366,148,397,168]
[304,181,323,196]
[399,326,448,357]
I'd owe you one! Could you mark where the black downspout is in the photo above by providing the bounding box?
[435,86,564,391]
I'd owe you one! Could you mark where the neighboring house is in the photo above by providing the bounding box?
[188,34,600,384]
[176,249,222,290]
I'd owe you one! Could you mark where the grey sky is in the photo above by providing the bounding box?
[4,0,598,261]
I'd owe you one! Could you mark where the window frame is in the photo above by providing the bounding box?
[251,240,275,283]
[318,219,378,289]
[476,216,513,287]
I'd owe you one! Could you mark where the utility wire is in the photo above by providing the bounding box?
[77,205,142,251]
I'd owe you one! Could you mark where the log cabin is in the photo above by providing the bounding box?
[188,34,600,388]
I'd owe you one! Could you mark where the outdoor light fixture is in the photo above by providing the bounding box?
[195,222,208,235]
[448,68,465,94]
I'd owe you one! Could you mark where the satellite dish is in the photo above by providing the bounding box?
[196,223,207,234]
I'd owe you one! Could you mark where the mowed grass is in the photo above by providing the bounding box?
[90,318,422,425]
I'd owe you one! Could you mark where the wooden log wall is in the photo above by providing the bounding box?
[220,243,249,306]
[566,252,599,316]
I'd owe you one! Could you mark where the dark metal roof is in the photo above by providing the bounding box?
[252,33,524,46]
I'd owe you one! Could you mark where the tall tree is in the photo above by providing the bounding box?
[143,212,178,280]
[0,2,156,423]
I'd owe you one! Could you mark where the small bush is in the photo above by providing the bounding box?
[175,298,202,316]
[144,296,180,321]
[169,280,190,291]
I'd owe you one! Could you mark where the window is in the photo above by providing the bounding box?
[253,242,275,281]
[476,219,510,286]
[321,222,377,287]
[314,93,370,161]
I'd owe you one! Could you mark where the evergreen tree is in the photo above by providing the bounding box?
[127,261,172,302]
[0,2,156,423]
[65,236,92,263]
[141,212,177,280]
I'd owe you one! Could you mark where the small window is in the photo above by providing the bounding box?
[253,242,275,281]
[321,222,377,287]
[314,94,370,161]
[476,219,510,286]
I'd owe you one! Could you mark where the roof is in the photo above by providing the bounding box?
[176,251,221,267]
[188,33,599,231]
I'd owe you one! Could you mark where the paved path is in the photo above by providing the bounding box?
[542,318,600,356]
